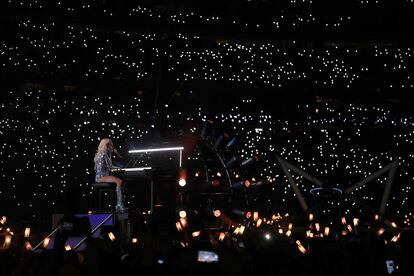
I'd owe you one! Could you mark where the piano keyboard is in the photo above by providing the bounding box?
[111,167,152,172]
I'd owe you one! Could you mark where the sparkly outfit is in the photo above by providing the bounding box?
[94,151,112,182]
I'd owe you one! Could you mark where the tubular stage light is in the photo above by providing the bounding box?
[241,156,258,167]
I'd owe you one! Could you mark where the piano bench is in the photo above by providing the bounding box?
[92,182,117,213]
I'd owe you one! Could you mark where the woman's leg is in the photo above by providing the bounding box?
[97,176,127,212]
[97,175,123,187]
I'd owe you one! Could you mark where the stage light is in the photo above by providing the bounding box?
[250,180,265,187]
[178,178,186,187]
[213,210,221,217]
[200,120,214,139]
[225,155,240,168]
[232,208,252,219]
[225,136,237,149]
[179,169,187,187]
[231,180,250,189]
[179,210,187,218]
[213,134,225,149]
[241,156,258,167]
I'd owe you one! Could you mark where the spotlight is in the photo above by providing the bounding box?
[211,132,229,150]
[241,156,258,167]
[250,180,266,187]
[178,178,186,187]
[200,120,214,139]
[225,136,237,149]
[179,210,187,218]
[213,134,224,149]
[225,155,240,168]
[231,209,252,219]
[178,169,187,187]
[231,180,250,189]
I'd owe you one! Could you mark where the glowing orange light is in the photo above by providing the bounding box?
[244,180,251,187]
[3,235,12,247]
[108,232,116,241]
[24,228,31,238]
[213,210,221,217]
[43,238,50,248]
[353,218,359,226]
[377,228,385,236]
[24,242,32,251]
[296,240,307,254]
[176,222,183,232]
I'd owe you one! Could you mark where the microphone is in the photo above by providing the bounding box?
[113,148,123,159]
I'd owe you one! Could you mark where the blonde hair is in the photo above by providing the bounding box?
[94,138,112,162]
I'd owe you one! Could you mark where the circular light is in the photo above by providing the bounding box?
[179,210,187,218]
[213,209,221,217]
[178,178,186,187]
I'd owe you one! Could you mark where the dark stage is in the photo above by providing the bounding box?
[2,0,414,275]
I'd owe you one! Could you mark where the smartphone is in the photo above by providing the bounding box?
[385,260,394,274]
[197,250,219,263]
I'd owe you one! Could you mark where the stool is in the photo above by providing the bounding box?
[92,182,117,213]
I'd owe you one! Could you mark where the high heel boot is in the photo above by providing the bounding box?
[115,185,128,213]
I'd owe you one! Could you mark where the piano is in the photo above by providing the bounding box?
[110,166,153,179]
[109,145,183,213]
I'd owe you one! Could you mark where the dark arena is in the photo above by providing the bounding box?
[1,1,414,275]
